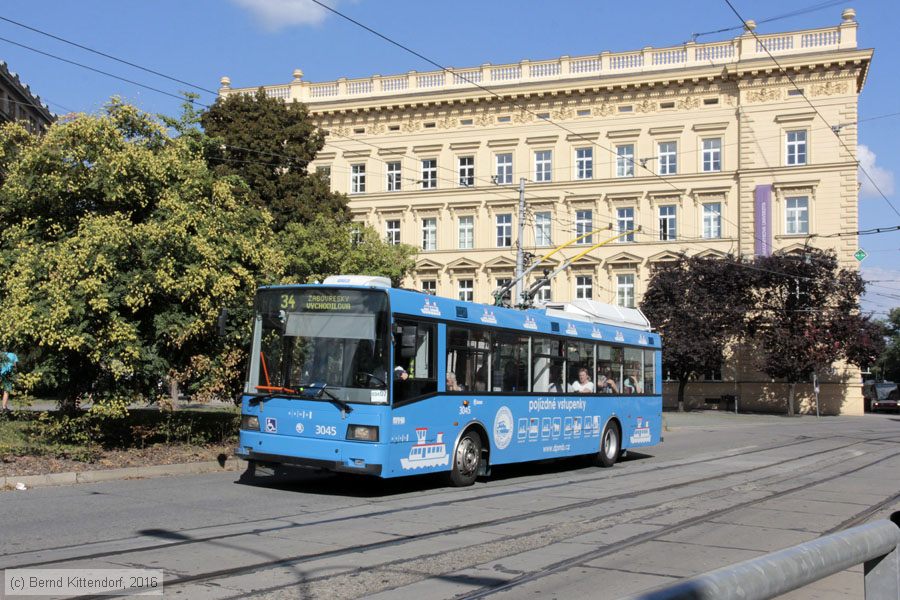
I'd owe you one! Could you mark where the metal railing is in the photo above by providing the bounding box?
[624,512,900,600]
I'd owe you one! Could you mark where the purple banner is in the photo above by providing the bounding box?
[754,184,772,257]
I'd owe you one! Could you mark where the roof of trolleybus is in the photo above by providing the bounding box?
[257,283,661,351]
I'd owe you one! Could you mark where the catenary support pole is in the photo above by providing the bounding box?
[515,177,526,306]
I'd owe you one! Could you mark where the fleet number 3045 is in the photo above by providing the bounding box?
[316,425,337,437]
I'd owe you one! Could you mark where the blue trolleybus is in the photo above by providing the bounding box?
[237,275,662,486]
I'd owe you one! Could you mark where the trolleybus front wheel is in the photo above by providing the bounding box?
[593,421,620,468]
[447,431,482,487]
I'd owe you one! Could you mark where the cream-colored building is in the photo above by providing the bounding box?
[221,9,872,414]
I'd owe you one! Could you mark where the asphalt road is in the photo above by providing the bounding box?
[2,411,899,599]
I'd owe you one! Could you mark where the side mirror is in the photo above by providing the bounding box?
[217,308,228,337]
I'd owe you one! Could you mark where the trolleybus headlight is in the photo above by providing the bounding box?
[241,415,260,431]
[346,425,379,442]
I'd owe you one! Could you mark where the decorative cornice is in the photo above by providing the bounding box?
[692,122,729,133]
[648,125,685,136]
[774,112,816,124]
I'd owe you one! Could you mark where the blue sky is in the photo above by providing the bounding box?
[1,0,897,317]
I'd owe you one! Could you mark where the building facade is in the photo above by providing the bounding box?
[0,60,54,132]
[221,9,871,414]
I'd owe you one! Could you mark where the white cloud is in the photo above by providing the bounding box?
[231,0,334,31]
[858,144,895,198]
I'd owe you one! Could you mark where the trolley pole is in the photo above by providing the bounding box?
[514,177,526,306]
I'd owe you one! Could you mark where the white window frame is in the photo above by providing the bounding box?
[786,130,808,166]
[616,273,635,308]
[385,219,400,245]
[350,163,366,194]
[458,215,474,249]
[658,205,676,241]
[458,155,475,187]
[575,210,593,245]
[421,159,437,189]
[386,161,402,192]
[575,147,593,180]
[496,213,513,247]
[495,153,513,184]
[658,141,677,175]
[575,275,593,300]
[534,150,552,182]
[617,207,635,242]
[421,280,436,295]
[701,138,722,173]
[422,217,437,250]
[458,279,474,302]
[534,211,552,246]
[702,202,722,239]
[534,280,551,303]
[785,196,809,235]
[616,144,635,177]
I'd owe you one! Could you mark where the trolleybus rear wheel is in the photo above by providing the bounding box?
[448,431,482,487]
[594,421,620,468]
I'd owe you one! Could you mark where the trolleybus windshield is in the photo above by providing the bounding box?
[252,288,390,404]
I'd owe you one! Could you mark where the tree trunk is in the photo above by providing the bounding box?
[787,382,796,416]
[677,379,688,412]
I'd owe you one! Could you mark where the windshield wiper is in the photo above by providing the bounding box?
[319,386,353,414]
[247,383,352,413]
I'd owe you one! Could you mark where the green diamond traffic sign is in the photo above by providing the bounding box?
[854,248,868,262]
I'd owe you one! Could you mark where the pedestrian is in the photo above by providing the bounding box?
[1,351,18,413]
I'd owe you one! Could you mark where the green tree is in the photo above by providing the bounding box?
[640,255,755,412]
[0,101,282,408]
[281,216,417,286]
[200,89,348,230]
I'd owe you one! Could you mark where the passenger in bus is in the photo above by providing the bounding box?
[394,366,409,381]
[547,364,563,394]
[473,365,487,391]
[597,370,619,394]
[623,371,639,394]
[568,368,595,393]
[446,372,462,391]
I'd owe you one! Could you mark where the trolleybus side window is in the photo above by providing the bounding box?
[566,341,595,393]
[643,349,656,395]
[393,320,437,402]
[623,347,643,394]
[447,326,491,392]
[532,336,565,394]
[597,346,624,392]
[492,332,529,392]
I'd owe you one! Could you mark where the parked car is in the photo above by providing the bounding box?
[864,381,899,412]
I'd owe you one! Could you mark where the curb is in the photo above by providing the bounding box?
[2,457,241,491]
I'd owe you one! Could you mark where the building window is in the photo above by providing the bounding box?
[350,164,366,193]
[386,161,402,191]
[458,215,474,249]
[575,210,593,245]
[575,147,593,180]
[617,274,635,308]
[658,205,676,241]
[535,150,552,182]
[617,207,635,242]
[458,156,475,187]
[496,278,512,304]
[386,219,400,245]
[535,211,552,246]
[495,153,513,184]
[616,144,635,177]
[658,141,677,175]
[575,275,593,300]
[421,280,436,295]
[458,279,474,302]
[350,223,362,246]
[496,213,512,247]
[422,217,437,250]
[786,130,807,166]
[421,159,437,189]
[534,280,551,302]
[315,165,331,184]
[786,196,809,234]
[702,138,721,172]
[702,202,722,239]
